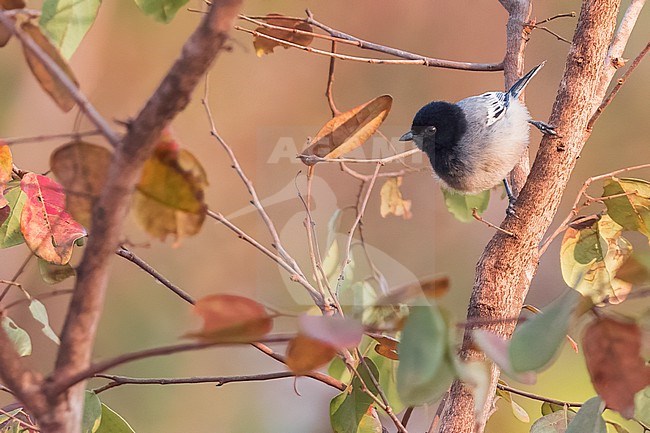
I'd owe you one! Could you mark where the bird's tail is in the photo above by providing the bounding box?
[507,61,546,99]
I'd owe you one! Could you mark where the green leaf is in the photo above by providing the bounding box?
[330,358,382,433]
[565,397,606,433]
[607,421,631,433]
[133,0,189,23]
[530,410,576,433]
[442,188,490,223]
[509,290,581,373]
[0,183,26,248]
[38,257,76,284]
[28,298,61,344]
[39,0,101,59]
[397,303,455,405]
[635,387,650,426]
[603,177,650,240]
[541,402,575,416]
[1,316,31,356]
[96,403,136,433]
[82,390,102,433]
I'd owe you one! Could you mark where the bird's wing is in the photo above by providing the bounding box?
[480,91,510,126]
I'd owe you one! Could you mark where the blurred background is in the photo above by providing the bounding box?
[0,0,648,431]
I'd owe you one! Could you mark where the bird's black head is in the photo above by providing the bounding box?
[399,101,467,153]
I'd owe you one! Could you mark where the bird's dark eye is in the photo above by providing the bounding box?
[426,126,436,134]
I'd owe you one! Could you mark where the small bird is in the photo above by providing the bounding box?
[399,62,555,214]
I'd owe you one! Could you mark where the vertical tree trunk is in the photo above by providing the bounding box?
[436,0,622,431]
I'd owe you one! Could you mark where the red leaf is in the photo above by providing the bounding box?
[583,317,650,418]
[188,294,273,343]
[19,173,86,264]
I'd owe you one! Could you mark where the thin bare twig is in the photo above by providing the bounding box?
[92,371,296,394]
[201,83,320,307]
[50,336,293,396]
[0,407,40,432]
[2,130,102,145]
[251,342,345,391]
[336,164,381,295]
[472,209,515,237]
[358,353,407,432]
[325,40,340,116]
[588,41,650,131]
[536,12,576,25]
[496,383,583,407]
[205,209,323,304]
[301,148,420,165]
[540,162,650,255]
[304,10,503,72]
[116,246,195,304]
[0,253,33,303]
[3,289,74,311]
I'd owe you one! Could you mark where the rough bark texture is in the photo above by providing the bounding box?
[0,2,242,432]
[436,1,622,432]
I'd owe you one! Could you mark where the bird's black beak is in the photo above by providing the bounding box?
[399,131,414,141]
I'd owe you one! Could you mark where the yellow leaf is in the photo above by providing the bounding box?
[380,177,412,219]
[300,95,393,165]
[134,131,207,242]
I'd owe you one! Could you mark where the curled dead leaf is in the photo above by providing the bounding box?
[253,14,314,57]
[300,95,393,165]
[369,334,399,360]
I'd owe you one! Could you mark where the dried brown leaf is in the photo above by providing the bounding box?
[187,294,273,343]
[20,21,79,112]
[253,14,314,56]
[286,335,337,374]
[583,317,650,418]
[300,95,393,165]
[380,176,412,219]
[50,141,112,229]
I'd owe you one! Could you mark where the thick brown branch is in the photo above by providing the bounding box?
[34,2,242,432]
[436,1,625,432]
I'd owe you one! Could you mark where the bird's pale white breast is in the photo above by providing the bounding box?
[450,95,531,193]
